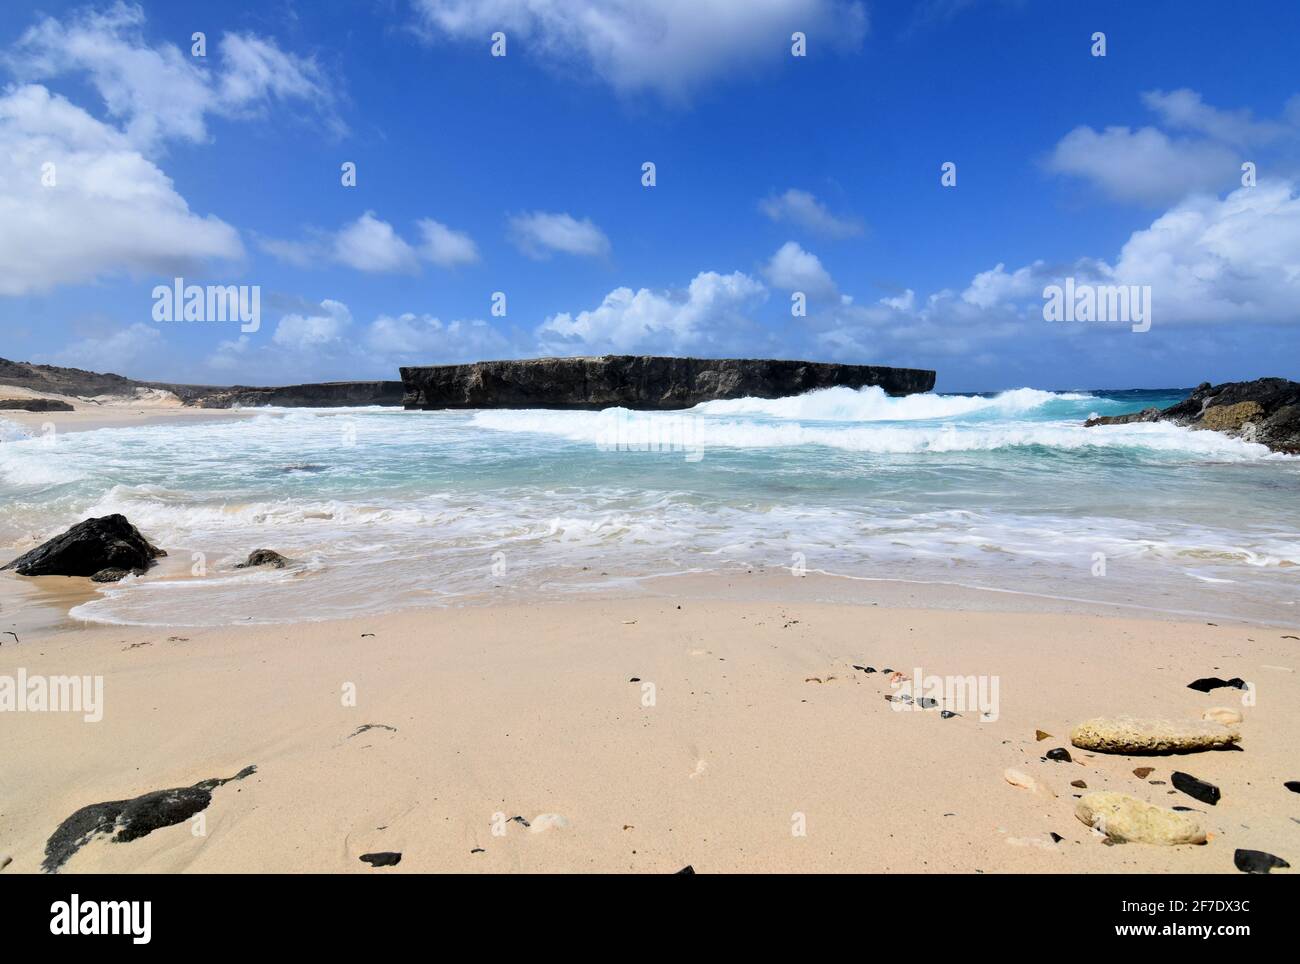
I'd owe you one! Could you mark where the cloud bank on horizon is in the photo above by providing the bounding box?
[1,0,1298,391]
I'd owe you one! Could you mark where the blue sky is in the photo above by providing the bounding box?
[2,0,1299,392]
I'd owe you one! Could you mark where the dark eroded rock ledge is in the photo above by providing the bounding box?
[400,355,937,411]
[0,397,74,412]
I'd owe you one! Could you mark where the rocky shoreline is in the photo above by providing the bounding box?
[1085,377,1300,454]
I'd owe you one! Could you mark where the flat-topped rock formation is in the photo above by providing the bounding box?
[0,357,402,409]
[1085,377,1300,454]
[400,355,937,410]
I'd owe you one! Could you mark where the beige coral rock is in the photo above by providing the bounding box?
[1069,716,1240,754]
[1075,792,1207,845]
[1202,707,1243,726]
[1198,401,1263,432]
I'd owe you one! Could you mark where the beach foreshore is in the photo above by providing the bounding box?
[0,392,253,434]
[1,581,1295,874]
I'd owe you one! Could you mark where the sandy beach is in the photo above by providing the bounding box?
[0,387,251,435]
[2,570,1296,874]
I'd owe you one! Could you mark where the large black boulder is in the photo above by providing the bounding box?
[1,514,166,578]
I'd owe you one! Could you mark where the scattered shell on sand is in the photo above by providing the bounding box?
[1075,792,1207,845]
[1202,707,1243,726]
[1070,716,1240,754]
[1004,768,1056,797]
[528,813,570,833]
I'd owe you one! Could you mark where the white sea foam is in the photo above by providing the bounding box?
[0,417,32,443]
[471,408,1277,458]
[691,386,1093,421]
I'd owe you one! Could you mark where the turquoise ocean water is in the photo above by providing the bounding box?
[1,386,1297,626]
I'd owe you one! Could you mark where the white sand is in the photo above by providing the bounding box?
[1,591,1295,874]
[0,386,250,434]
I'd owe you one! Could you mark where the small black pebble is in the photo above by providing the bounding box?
[360,852,401,867]
[1172,771,1220,806]
[1284,781,1300,794]
[1049,832,1063,843]
[1045,748,1072,763]
[629,677,641,683]
[471,848,485,854]
[676,865,695,874]
[1234,849,1290,874]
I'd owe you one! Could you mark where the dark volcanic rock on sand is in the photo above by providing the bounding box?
[1,514,166,579]
[43,766,256,873]
[1234,848,1291,874]
[1085,377,1300,454]
[400,355,937,411]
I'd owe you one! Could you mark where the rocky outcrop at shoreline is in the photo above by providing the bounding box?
[400,355,937,410]
[1085,377,1300,453]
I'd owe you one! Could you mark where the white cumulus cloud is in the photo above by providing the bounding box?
[366,313,509,361]
[261,213,479,273]
[6,1,340,150]
[764,241,837,297]
[1046,88,1299,205]
[332,213,421,274]
[271,299,353,352]
[0,3,338,297]
[417,218,480,267]
[536,270,766,354]
[0,85,243,296]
